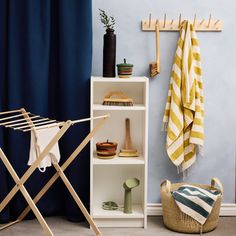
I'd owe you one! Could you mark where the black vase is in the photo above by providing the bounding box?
[103,29,116,77]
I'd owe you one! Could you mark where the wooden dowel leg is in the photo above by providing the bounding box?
[0,220,20,231]
[0,186,19,211]
[0,149,20,211]
[17,173,59,221]
[53,162,101,236]
[0,122,71,211]
[19,185,54,236]
[0,149,53,236]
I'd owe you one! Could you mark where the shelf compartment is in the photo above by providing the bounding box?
[92,80,146,105]
[93,155,145,165]
[92,204,145,227]
[93,204,144,219]
[92,110,145,156]
[93,165,144,209]
[92,104,146,111]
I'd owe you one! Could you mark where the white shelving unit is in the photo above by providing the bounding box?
[90,76,149,228]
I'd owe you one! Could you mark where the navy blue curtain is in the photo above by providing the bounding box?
[0,0,92,222]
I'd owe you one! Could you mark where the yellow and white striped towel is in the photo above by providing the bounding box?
[163,21,204,172]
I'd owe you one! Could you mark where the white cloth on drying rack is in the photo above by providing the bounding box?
[28,124,61,172]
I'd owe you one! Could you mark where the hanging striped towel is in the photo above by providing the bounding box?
[163,20,204,172]
[172,185,221,225]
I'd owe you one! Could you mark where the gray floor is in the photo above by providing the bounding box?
[1,216,236,236]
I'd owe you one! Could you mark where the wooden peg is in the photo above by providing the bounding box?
[170,19,174,29]
[193,14,196,27]
[149,13,152,28]
[208,14,212,27]
[164,14,166,28]
[156,19,159,26]
[178,14,182,28]
[214,19,220,26]
[200,19,205,25]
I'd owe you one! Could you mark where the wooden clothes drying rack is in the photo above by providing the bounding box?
[0,108,110,236]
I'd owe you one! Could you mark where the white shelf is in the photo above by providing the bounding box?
[91,76,147,82]
[93,155,145,165]
[93,204,144,219]
[92,104,146,111]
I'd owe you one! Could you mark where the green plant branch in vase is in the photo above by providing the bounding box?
[99,9,116,77]
[99,9,116,30]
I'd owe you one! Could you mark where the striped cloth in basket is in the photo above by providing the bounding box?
[172,185,221,225]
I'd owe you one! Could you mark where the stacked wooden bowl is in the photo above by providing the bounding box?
[117,59,133,78]
[96,140,118,159]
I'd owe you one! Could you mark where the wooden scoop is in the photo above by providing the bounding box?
[119,118,139,157]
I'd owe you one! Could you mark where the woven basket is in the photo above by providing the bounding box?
[160,178,223,234]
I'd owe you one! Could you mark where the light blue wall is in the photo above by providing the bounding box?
[92,0,236,203]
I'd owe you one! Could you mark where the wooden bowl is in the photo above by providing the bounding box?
[117,59,133,78]
[96,141,118,159]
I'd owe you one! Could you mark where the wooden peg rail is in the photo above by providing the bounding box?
[142,14,223,32]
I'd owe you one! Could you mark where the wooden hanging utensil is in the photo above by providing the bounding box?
[150,21,160,77]
[119,118,139,157]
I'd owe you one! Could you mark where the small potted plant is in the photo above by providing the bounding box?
[99,9,116,77]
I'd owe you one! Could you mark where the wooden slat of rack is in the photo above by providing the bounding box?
[1,116,40,126]
[14,120,56,130]
[24,114,110,132]
[0,113,30,122]
[23,122,65,132]
[71,114,110,125]
[0,109,22,115]
[6,117,44,127]
[24,114,110,131]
